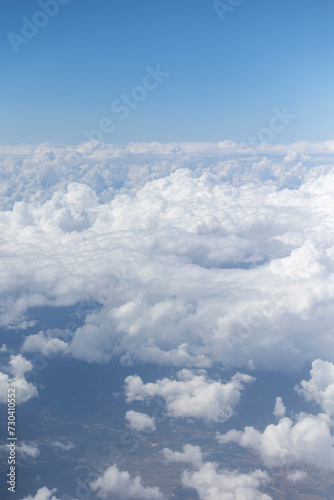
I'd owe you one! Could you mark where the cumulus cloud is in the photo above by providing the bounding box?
[8,353,34,378]
[217,411,334,469]
[162,444,204,469]
[20,487,60,500]
[296,359,334,417]
[0,354,37,404]
[182,464,271,500]
[273,397,286,419]
[125,410,156,432]
[22,330,70,357]
[125,370,254,422]
[162,444,272,499]
[216,362,334,471]
[90,464,166,499]
[1,141,334,372]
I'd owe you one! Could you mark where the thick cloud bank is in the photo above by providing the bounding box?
[1,141,334,373]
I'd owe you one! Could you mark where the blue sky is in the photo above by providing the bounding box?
[1,0,333,145]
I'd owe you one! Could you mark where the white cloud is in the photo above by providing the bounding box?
[20,487,60,500]
[2,140,334,213]
[0,354,38,404]
[216,363,334,471]
[90,464,166,499]
[273,397,286,419]
[1,142,334,372]
[296,359,334,417]
[125,410,156,432]
[9,353,34,378]
[182,463,272,500]
[287,470,307,483]
[162,444,272,499]
[217,412,334,470]
[162,444,203,468]
[125,370,254,422]
[22,330,69,357]
[4,140,334,496]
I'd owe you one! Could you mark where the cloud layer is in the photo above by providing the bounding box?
[4,139,334,500]
[2,140,334,374]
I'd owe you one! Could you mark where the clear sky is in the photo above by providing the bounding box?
[1,0,333,145]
